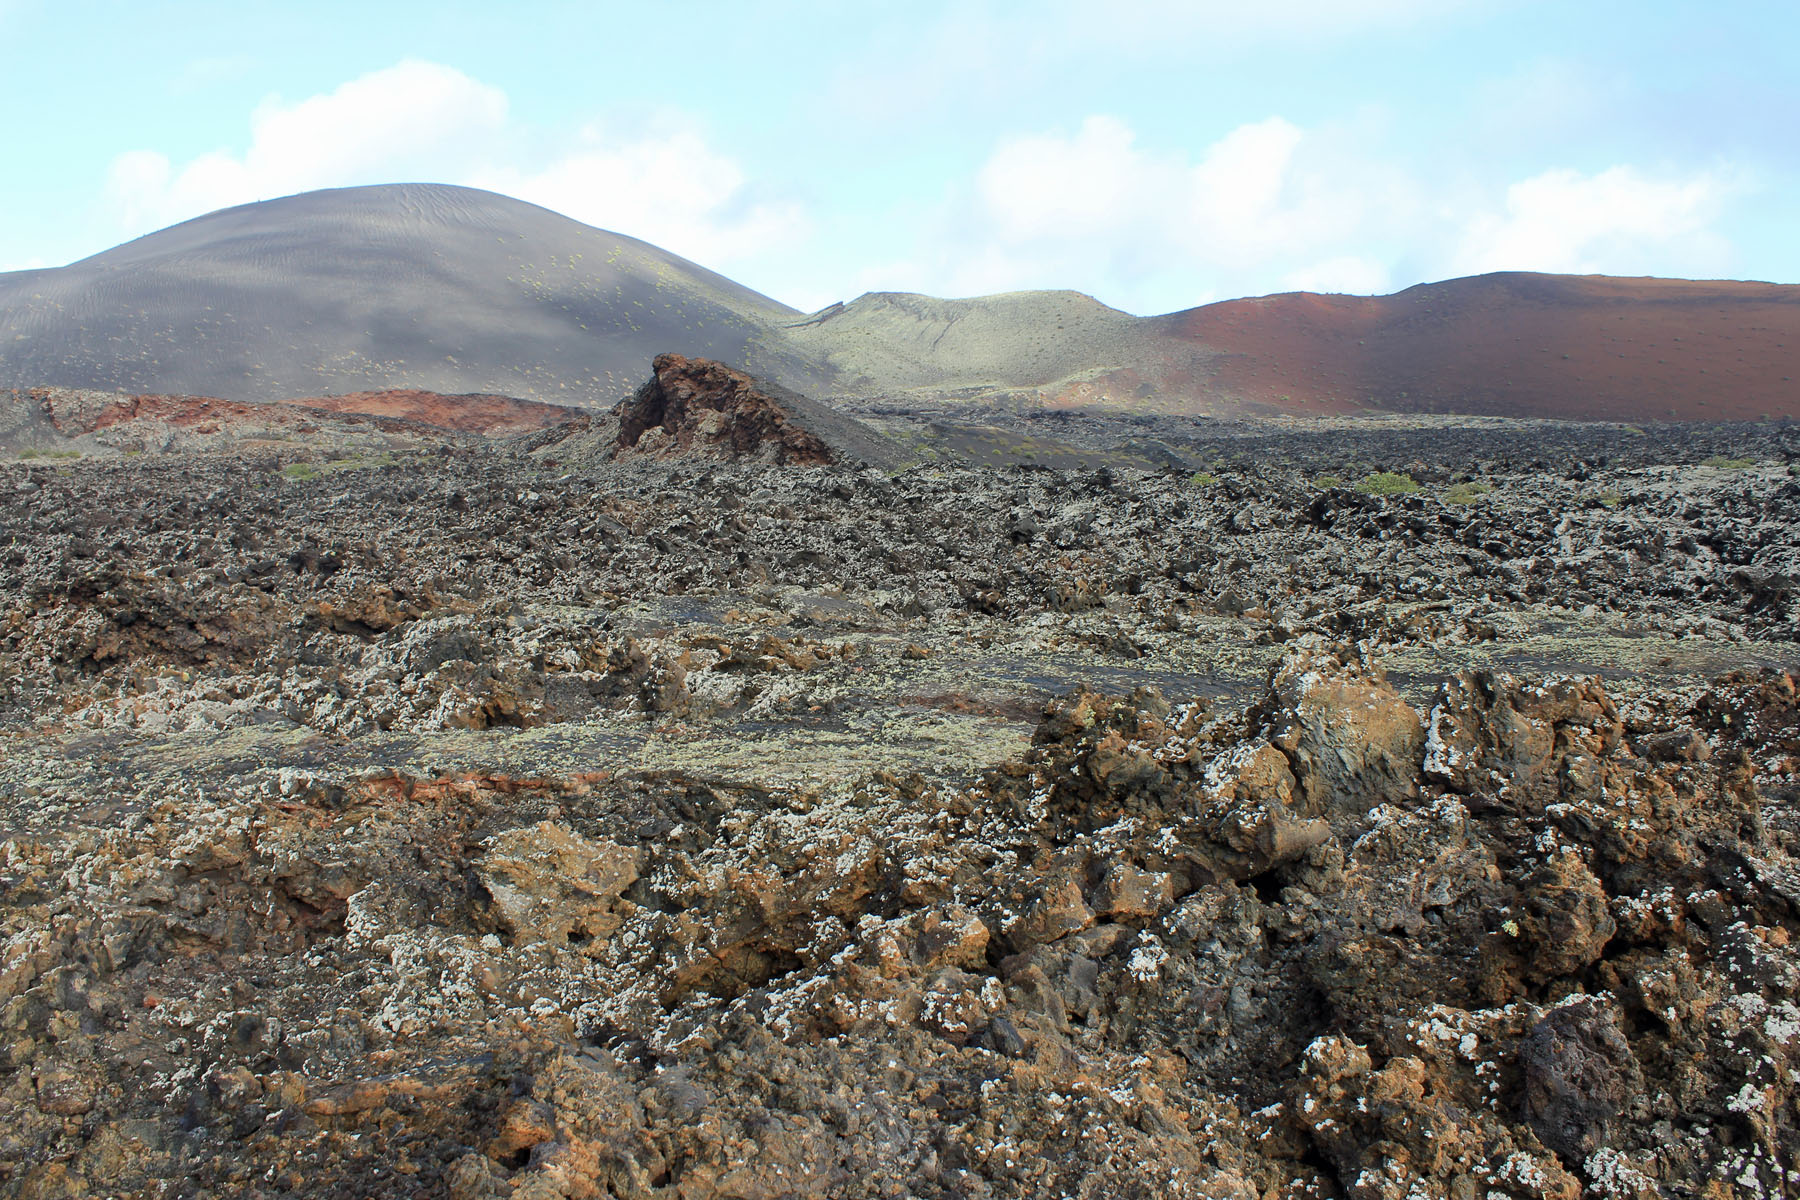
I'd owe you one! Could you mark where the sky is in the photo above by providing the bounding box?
[2,0,1795,316]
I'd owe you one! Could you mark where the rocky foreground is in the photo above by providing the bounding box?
[2,395,1799,1198]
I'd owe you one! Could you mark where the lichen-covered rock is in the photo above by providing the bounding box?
[477,822,644,946]
[3,638,1798,1196]
[1260,638,1425,815]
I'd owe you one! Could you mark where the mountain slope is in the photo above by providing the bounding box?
[3,184,1796,420]
[0,183,826,406]
[1152,273,1800,420]
[782,275,1800,420]
[783,290,1174,397]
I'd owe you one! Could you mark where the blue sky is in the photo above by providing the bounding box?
[3,0,1795,315]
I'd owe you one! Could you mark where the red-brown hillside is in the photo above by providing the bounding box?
[1151,273,1800,421]
[4,386,580,453]
[292,389,578,433]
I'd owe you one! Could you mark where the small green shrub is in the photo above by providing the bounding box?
[1701,455,1755,470]
[280,453,396,481]
[1355,471,1421,496]
[1443,481,1492,505]
[1595,489,1621,509]
[324,452,397,472]
[1313,473,1342,489]
[1190,471,1219,487]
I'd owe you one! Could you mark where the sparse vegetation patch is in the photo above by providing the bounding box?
[1355,470,1421,495]
[280,453,398,481]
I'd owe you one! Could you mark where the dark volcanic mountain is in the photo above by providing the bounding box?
[4,183,1798,420]
[0,183,826,406]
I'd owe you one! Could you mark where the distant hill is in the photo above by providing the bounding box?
[1151,273,1800,421]
[0,183,826,406]
[780,290,1176,398]
[3,184,1796,420]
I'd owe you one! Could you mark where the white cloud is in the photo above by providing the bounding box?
[1452,165,1733,277]
[970,114,1334,264]
[94,61,1749,315]
[471,125,805,273]
[976,116,1151,243]
[1183,119,1314,264]
[102,60,803,277]
[107,61,508,232]
[884,115,1744,312]
[922,114,1411,312]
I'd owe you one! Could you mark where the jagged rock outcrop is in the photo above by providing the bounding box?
[615,353,903,468]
